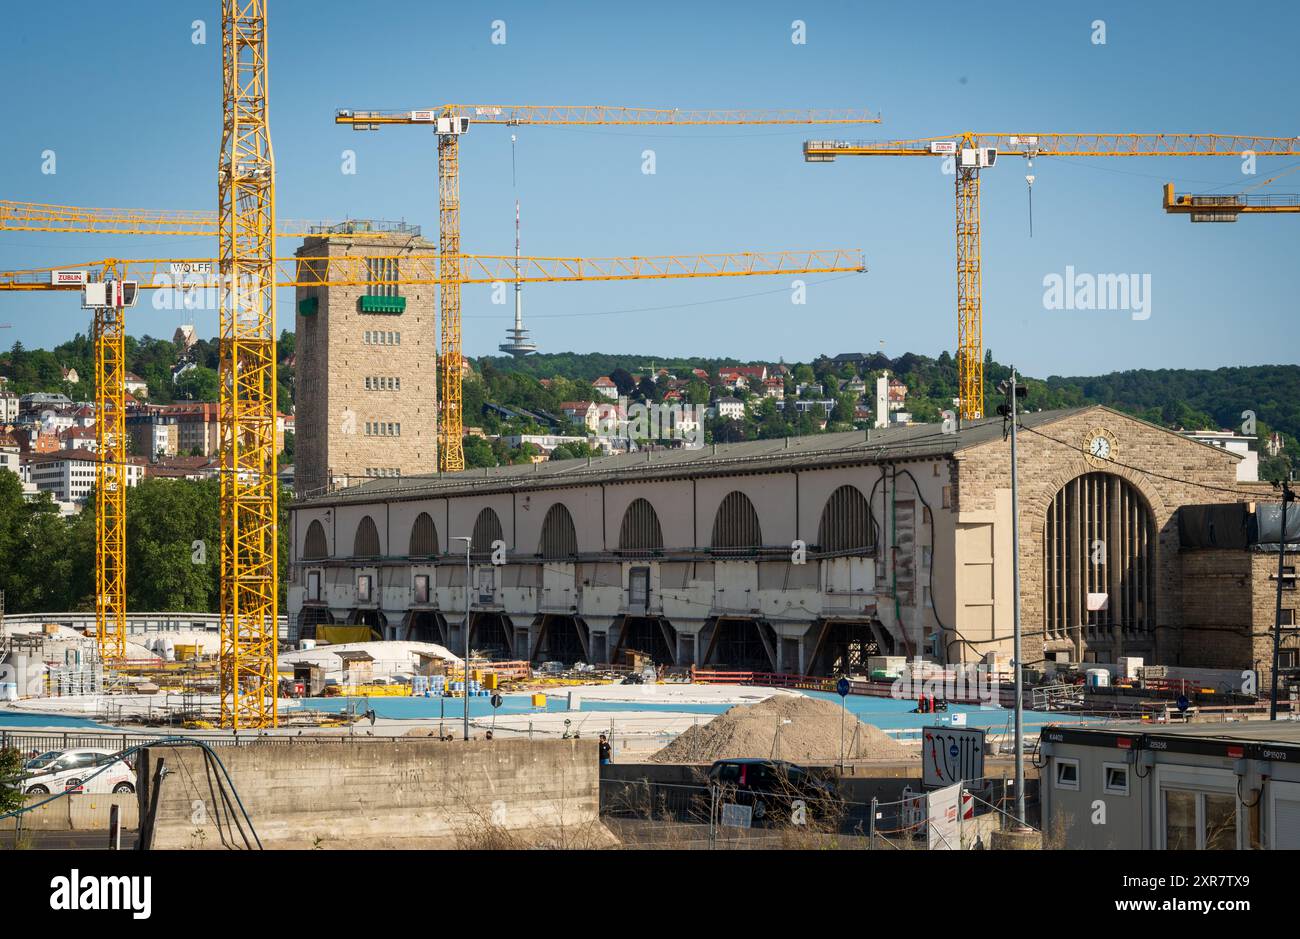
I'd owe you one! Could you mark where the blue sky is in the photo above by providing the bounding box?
[0,0,1297,377]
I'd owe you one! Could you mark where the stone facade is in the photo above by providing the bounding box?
[287,405,1282,680]
[1181,549,1300,690]
[955,407,1246,668]
[294,231,438,496]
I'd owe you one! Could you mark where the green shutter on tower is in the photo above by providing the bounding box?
[359,295,406,314]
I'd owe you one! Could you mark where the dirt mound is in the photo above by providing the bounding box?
[651,693,914,764]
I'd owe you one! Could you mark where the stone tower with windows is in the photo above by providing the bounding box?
[294,225,438,495]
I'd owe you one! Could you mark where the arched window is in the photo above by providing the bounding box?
[409,512,439,557]
[471,507,504,555]
[817,485,877,553]
[711,491,763,550]
[538,503,578,558]
[1044,472,1155,636]
[618,498,663,552]
[353,515,381,557]
[303,519,328,559]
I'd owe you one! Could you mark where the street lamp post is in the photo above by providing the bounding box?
[997,370,1027,829]
[452,535,473,741]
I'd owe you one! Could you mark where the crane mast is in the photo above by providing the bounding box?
[218,0,278,729]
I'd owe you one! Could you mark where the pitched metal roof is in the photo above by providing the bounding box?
[298,407,1102,508]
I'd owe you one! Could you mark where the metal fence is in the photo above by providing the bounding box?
[598,775,1039,850]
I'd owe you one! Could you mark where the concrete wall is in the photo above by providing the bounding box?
[138,739,608,849]
[0,793,137,832]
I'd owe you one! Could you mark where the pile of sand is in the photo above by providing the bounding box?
[651,693,914,764]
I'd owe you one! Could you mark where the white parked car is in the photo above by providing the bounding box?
[22,748,136,795]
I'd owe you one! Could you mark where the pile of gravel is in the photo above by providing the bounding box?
[651,693,913,764]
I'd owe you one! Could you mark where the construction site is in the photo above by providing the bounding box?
[1,6,1299,905]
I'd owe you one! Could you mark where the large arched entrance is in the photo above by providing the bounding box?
[297,606,333,641]
[531,614,589,665]
[468,612,515,660]
[702,617,775,671]
[613,615,676,665]
[1043,472,1156,647]
[403,610,446,645]
[807,619,885,676]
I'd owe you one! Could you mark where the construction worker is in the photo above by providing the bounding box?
[598,733,612,766]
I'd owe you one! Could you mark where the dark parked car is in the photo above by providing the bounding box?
[706,758,843,826]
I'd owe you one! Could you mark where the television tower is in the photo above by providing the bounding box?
[499,135,537,358]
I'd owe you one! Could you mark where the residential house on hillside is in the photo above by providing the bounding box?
[593,376,619,400]
[760,377,785,400]
[718,370,746,391]
[157,402,219,455]
[716,397,745,421]
[145,454,220,481]
[124,372,149,398]
[559,401,600,432]
[0,391,18,423]
[888,377,908,412]
[594,400,627,436]
[19,392,72,412]
[62,426,97,453]
[778,399,836,419]
[0,433,19,477]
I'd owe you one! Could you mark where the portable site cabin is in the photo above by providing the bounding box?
[1040,722,1300,850]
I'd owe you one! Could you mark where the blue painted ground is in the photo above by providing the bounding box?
[292,689,1093,735]
[0,689,1097,735]
[0,711,113,729]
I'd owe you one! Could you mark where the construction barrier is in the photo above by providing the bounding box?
[445,660,532,682]
[330,684,411,697]
[689,668,840,694]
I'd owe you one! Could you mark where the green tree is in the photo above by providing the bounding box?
[464,435,496,468]
[124,478,221,612]
[685,380,710,406]
[174,365,219,401]
[0,747,24,814]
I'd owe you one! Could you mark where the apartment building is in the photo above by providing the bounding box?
[27,449,144,503]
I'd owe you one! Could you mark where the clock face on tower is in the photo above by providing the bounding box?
[1083,427,1118,467]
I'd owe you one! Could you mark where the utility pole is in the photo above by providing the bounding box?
[997,370,1028,828]
[1272,482,1295,720]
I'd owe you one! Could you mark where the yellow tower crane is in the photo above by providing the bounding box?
[0,249,866,292]
[0,200,401,238]
[1163,182,1300,221]
[216,0,280,728]
[804,132,1300,421]
[334,105,881,473]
